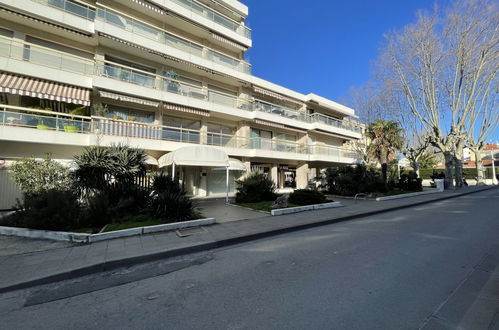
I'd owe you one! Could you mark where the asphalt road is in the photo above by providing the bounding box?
[1,188,498,330]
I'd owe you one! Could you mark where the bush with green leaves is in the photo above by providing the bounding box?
[288,189,327,205]
[235,172,277,203]
[73,144,148,193]
[148,173,195,222]
[323,164,387,196]
[4,190,81,231]
[9,156,72,195]
[396,171,422,191]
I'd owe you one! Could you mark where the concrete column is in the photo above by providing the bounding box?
[198,167,207,197]
[200,120,208,145]
[296,162,309,189]
[271,164,279,186]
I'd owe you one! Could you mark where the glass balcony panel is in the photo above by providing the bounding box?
[208,91,236,107]
[0,39,11,57]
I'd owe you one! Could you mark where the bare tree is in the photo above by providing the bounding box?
[378,0,499,188]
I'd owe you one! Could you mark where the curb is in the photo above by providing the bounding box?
[0,186,495,294]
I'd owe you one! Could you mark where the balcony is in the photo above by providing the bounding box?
[0,105,91,133]
[31,0,96,20]
[0,105,361,163]
[96,8,251,74]
[171,0,251,39]
[96,60,250,109]
[0,36,94,75]
[309,113,361,134]
[252,100,306,121]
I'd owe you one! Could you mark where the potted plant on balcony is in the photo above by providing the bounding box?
[164,70,180,93]
[36,119,50,130]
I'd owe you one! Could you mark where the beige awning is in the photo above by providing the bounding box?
[211,33,248,51]
[158,146,228,168]
[99,90,159,107]
[0,7,92,37]
[130,0,166,14]
[0,72,91,105]
[254,119,285,129]
[228,158,247,171]
[162,103,210,117]
[145,155,159,166]
[253,86,303,106]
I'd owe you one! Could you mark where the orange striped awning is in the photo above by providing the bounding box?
[0,72,91,106]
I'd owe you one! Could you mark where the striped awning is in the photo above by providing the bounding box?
[254,119,307,133]
[162,103,210,117]
[98,33,218,75]
[253,86,303,106]
[99,91,159,107]
[0,72,91,105]
[0,7,92,37]
[130,0,166,14]
[211,33,247,51]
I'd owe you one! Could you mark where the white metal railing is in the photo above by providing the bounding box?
[96,7,251,74]
[0,36,94,75]
[31,0,96,20]
[0,105,91,133]
[0,105,362,161]
[171,0,251,39]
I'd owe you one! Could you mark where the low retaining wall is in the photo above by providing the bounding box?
[271,202,343,216]
[0,218,216,243]
[375,189,441,201]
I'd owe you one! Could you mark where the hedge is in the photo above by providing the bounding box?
[417,168,494,180]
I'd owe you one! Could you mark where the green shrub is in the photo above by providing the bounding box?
[9,190,81,231]
[148,173,195,222]
[80,183,150,227]
[235,172,277,203]
[288,189,327,205]
[323,164,387,196]
[419,168,494,180]
[397,171,422,191]
[9,156,72,194]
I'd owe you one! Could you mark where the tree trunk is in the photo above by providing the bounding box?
[443,151,455,189]
[473,149,485,185]
[413,160,420,178]
[381,163,388,182]
[454,141,464,188]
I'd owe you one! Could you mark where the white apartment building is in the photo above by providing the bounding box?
[0,0,362,203]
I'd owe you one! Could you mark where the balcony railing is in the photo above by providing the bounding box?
[96,60,250,109]
[0,105,91,133]
[96,8,251,74]
[171,0,251,39]
[252,100,306,121]
[31,0,96,20]
[0,105,361,161]
[0,36,94,75]
[309,113,361,133]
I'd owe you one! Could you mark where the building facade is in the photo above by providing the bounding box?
[0,0,362,201]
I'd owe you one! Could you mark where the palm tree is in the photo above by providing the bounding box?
[366,119,404,182]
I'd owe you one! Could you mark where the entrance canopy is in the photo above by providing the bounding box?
[158,146,229,168]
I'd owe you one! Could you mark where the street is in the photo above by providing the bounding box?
[1,188,498,329]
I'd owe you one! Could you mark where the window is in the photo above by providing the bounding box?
[207,123,235,146]
[251,128,272,150]
[162,116,200,143]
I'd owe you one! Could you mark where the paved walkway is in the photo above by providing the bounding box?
[194,198,266,223]
[0,186,496,293]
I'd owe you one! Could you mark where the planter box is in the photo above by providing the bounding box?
[271,202,343,216]
[0,218,216,243]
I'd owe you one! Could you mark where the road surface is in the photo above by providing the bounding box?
[1,188,498,329]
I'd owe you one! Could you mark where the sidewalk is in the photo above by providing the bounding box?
[0,186,496,293]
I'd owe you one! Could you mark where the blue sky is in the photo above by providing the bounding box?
[243,0,444,101]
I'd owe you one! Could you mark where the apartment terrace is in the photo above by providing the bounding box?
[0,105,360,162]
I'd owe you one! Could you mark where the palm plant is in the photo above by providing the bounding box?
[366,120,404,182]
